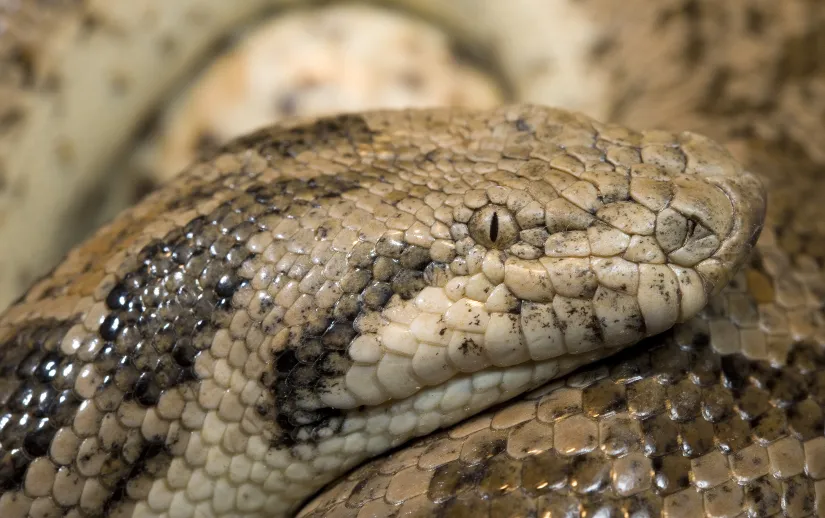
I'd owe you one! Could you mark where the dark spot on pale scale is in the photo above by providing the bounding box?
[744,479,781,516]
[0,107,24,134]
[515,118,531,132]
[588,36,615,62]
[682,0,707,65]
[95,376,125,412]
[400,71,425,91]
[458,338,481,356]
[195,132,221,158]
[752,407,788,444]
[276,94,298,116]
[8,44,36,87]
[745,6,766,35]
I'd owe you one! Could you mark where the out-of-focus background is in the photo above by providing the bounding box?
[0,0,822,310]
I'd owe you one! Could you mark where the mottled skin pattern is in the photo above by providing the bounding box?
[302,237,825,517]
[0,104,764,518]
[0,2,824,518]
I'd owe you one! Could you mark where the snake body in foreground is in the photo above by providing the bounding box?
[3,2,825,518]
[0,104,771,517]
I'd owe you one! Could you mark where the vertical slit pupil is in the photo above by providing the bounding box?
[490,212,499,243]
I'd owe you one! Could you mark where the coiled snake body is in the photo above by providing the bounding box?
[1,2,825,518]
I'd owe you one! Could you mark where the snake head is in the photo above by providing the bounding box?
[252,107,766,457]
[314,106,767,404]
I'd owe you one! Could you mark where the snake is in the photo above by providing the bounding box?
[1,1,825,517]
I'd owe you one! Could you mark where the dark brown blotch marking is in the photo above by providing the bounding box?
[588,36,615,62]
[275,93,298,117]
[7,44,36,87]
[264,197,438,446]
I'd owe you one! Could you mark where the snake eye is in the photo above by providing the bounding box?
[469,205,519,249]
